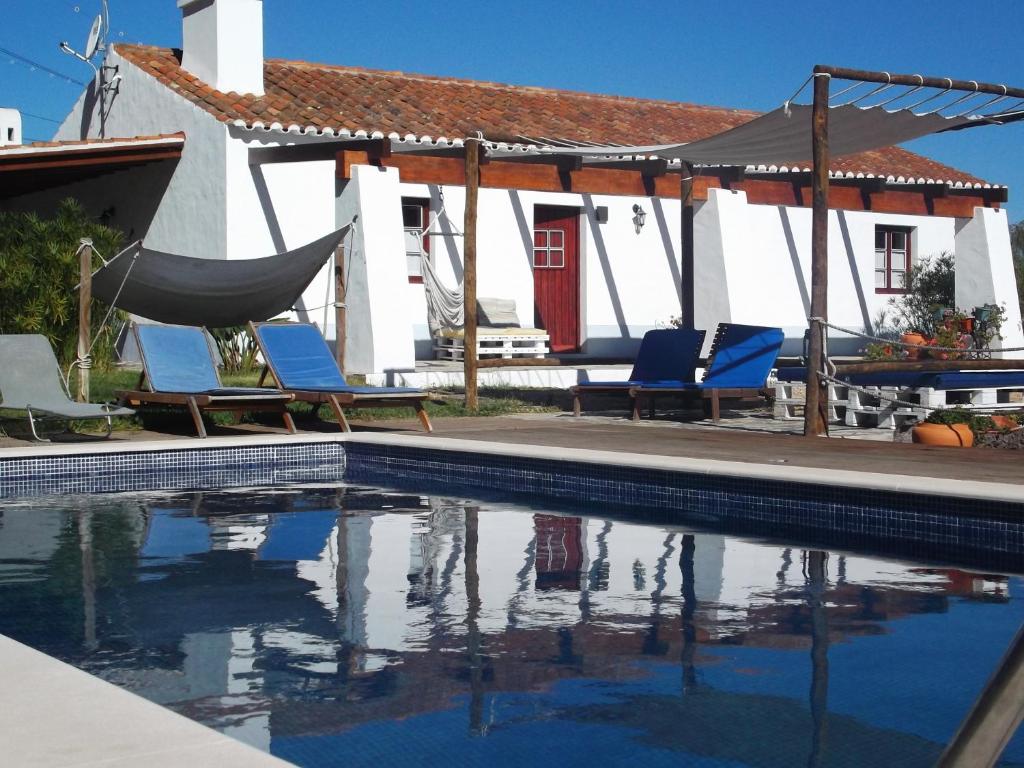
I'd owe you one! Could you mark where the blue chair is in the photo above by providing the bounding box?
[116,324,296,438]
[631,323,785,422]
[569,328,706,416]
[250,321,432,432]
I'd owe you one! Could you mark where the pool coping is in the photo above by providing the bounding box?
[0,634,290,767]
[2,430,1024,505]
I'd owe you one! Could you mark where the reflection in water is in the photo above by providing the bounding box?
[0,487,1021,768]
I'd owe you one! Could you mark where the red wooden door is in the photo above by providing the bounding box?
[533,205,580,353]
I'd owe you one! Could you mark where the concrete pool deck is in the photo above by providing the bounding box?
[0,635,289,767]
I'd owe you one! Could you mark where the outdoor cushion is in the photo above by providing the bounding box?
[777,366,1024,390]
[574,328,706,389]
[254,323,422,394]
[637,324,784,390]
[477,297,521,328]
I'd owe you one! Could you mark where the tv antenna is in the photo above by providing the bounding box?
[59,0,112,82]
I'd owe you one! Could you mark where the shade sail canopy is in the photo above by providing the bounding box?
[91,227,348,327]
[534,104,1023,167]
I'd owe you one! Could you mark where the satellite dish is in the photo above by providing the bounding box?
[84,14,103,60]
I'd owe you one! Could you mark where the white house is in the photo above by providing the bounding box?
[15,0,1021,375]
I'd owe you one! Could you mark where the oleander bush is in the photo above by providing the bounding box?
[0,199,124,368]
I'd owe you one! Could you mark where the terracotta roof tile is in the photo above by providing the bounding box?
[114,44,989,185]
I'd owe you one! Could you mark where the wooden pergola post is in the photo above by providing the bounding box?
[77,239,94,403]
[463,137,481,410]
[804,69,831,437]
[679,162,695,329]
[334,243,346,373]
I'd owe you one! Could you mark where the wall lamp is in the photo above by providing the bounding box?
[631,204,647,234]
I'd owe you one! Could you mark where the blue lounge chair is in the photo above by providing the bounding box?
[116,324,296,439]
[249,321,432,432]
[630,323,785,422]
[0,334,134,441]
[569,328,707,417]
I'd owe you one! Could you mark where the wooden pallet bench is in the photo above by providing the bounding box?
[433,331,550,361]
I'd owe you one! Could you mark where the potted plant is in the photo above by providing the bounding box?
[912,409,976,448]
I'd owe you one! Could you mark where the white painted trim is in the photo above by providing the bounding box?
[0,136,185,157]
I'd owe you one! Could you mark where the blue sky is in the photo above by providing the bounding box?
[3,0,1023,222]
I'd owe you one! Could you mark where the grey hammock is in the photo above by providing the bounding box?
[89,227,349,328]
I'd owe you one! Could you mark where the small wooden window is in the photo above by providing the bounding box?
[533,228,565,269]
[874,226,912,294]
[402,197,430,284]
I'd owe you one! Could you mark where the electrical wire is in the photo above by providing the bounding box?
[0,46,86,86]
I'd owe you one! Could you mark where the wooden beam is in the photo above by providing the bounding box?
[804,69,831,438]
[334,243,346,373]
[584,158,668,176]
[815,65,1024,99]
[680,162,695,329]
[0,149,182,173]
[937,624,1024,768]
[476,357,563,368]
[463,138,481,411]
[248,139,391,165]
[77,240,93,403]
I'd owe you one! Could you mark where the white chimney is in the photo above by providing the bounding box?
[178,0,264,96]
[0,109,22,146]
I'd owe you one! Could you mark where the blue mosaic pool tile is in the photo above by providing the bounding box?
[343,443,1024,569]
[0,442,345,499]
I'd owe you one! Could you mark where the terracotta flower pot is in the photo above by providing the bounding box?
[912,422,974,448]
[901,332,926,360]
[989,415,1021,432]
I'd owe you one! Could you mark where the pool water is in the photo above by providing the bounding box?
[0,485,1021,767]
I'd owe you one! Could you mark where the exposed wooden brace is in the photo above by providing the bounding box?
[249,138,390,165]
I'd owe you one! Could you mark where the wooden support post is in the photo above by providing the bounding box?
[804,70,831,437]
[679,162,695,329]
[463,137,481,410]
[938,624,1024,768]
[77,239,93,403]
[334,243,347,373]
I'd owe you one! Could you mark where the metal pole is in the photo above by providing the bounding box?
[680,163,695,329]
[334,244,347,373]
[463,138,481,410]
[804,70,831,437]
[77,239,93,403]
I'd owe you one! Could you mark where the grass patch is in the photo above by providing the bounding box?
[0,368,558,438]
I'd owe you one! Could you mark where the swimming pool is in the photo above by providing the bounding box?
[0,482,1021,767]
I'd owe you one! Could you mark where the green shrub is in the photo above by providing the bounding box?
[925,407,993,436]
[0,200,124,368]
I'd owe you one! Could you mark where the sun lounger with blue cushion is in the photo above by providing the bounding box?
[0,334,135,441]
[116,324,296,439]
[249,321,432,432]
[630,323,785,422]
[569,328,706,417]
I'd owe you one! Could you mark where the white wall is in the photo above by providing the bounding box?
[333,165,417,373]
[224,130,337,330]
[54,46,228,257]
[394,181,686,359]
[0,108,22,146]
[954,206,1024,352]
[695,187,960,357]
